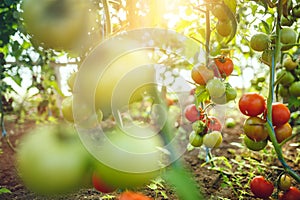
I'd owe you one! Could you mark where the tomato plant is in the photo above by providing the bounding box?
[250,176,274,199]
[239,93,266,117]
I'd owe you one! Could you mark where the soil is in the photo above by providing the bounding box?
[0,113,299,200]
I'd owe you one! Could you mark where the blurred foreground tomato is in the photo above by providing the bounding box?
[16,123,93,195]
[92,172,117,193]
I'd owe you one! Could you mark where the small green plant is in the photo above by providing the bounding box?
[147,177,169,199]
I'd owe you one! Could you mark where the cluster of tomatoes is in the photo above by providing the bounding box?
[238,92,292,151]
[184,104,222,148]
[250,175,300,199]
[211,3,233,38]
[277,54,300,99]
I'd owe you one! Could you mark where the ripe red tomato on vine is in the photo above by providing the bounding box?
[250,176,274,199]
[238,93,266,117]
[214,56,234,77]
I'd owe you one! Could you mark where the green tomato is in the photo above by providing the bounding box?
[206,79,226,98]
[216,20,232,37]
[283,57,298,71]
[92,127,164,189]
[276,70,295,86]
[225,117,236,128]
[189,131,203,147]
[67,71,78,91]
[261,49,273,66]
[203,131,222,148]
[250,33,270,52]
[61,96,74,123]
[289,81,300,97]
[280,28,297,51]
[279,174,292,191]
[16,124,92,195]
[278,84,289,97]
[243,135,267,151]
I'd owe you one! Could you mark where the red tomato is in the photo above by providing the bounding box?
[239,93,266,117]
[272,103,290,126]
[250,176,274,199]
[280,187,300,200]
[206,116,222,131]
[118,191,153,200]
[214,56,234,77]
[92,172,116,193]
[184,104,204,122]
[275,123,292,143]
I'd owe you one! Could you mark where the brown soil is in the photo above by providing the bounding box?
[0,115,299,200]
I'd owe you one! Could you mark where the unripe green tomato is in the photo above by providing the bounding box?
[189,131,203,147]
[276,70,295,86]
[250,33,270,52]
[206,79,226,98]
[279,174,292,191]
[283,57,298,71]
[92,127,164,189]
[203,131,222,148]
[243,135,267,151]
[226,87,237,101]
[278,84,289,97]
[289,81,300,97]
[16,124,93,195]
[280,28,297,51]
[225,117,236,128]
[261,49,273,66]
[211,4,229,22]
[216,20,232,37]
[292,5,300,18]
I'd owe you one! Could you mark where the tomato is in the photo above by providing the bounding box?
[189,131,203,147]
[212,85,237,104]
[211,4,229,21]
[225,117,236,128]
[271,103,290,126]
[280,28,297,51]
[184,104,204,123]
[281,16,294,27]
[118,191,153,200]
[216,20,232,37]
[192,120,208,135]
[283,57,298,71]
[61,96,74,123]
[289,81,300,97]
[206,79,226,98]
[279,174,292,191]
[206,116,222,131]
[93,127,164,189]
[250,33,270,52]
[275,123,292,143]
[191,64,214,85]
[250,176,274,199]
[239,93,266,117]
[243,135,267,151]
[21,0,93,51]
[92,172,117,193]
[203,131,222,148]
[279,85,289,97]
[214,56,234,77]
[16,124,92,195]
[276,70,295,86]
[280,187,300,200]
[243,117,268,142]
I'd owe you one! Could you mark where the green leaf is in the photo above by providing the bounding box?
[288,96,300,110]
[0,187,11,194]
[195,85,210,105]
[220,3,238,44]
[163,162,203,200]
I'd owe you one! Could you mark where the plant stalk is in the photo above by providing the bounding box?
[102,0,112,36]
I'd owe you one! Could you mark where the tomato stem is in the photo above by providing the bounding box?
[103,0,112,36]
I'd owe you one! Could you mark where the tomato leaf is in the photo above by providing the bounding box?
[288,96,300,111]
[195,85,210,105]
